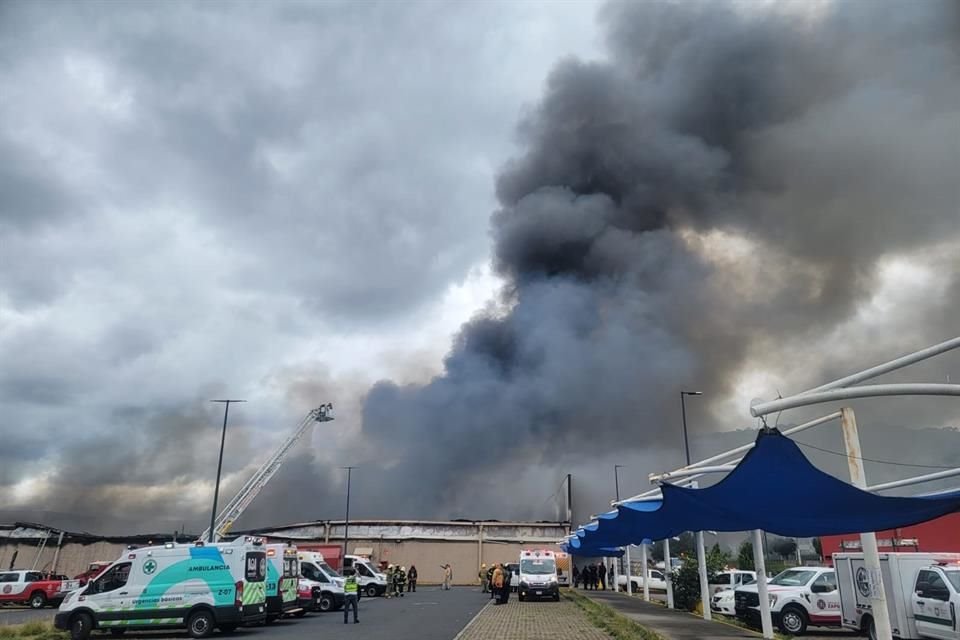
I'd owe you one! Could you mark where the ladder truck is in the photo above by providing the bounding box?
[200,403,334,542]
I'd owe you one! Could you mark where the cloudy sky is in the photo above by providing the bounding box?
[2,0,959,535]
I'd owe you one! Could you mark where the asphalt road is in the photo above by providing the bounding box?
[2,587,488,639]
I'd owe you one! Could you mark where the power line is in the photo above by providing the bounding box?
[793,439,958,470]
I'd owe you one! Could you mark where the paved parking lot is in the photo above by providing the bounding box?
[2,587,488,640]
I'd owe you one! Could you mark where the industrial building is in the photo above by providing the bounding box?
[1,519,570,586]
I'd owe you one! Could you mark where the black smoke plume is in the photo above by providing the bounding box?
[359,0,960,521]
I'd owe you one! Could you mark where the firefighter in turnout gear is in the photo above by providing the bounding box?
[384,566,395,598]
[395,566,407,596]
[343,570,360,624]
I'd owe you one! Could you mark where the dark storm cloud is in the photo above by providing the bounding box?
[357,0,960,523]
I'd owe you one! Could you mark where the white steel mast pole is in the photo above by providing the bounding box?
[696,531,711,620]
[625,546,633,595]
[664,537,674,609]
[752,529,774,639]
[840,408,893,640]
[641,543,650,601]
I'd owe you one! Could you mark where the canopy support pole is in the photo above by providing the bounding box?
[696,531,711,620]
[664,537,674,609]
[625,546,633,595]
[752,529,774,639]
[840,408,893,640]
[641,543,650,601]
[612,554,618,592]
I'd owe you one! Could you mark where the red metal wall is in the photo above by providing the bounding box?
[820,512,960,565]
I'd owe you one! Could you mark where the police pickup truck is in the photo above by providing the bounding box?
[735,566,840,635]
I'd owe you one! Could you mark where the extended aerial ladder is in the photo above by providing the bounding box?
[200,403,334,542]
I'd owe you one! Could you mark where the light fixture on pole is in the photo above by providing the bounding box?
[342,466,356,559]
[680,391,703,466]
[209,399,246,543]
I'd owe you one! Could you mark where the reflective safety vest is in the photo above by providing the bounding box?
[345,576,359,594]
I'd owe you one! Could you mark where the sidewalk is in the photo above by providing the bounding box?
[583,590,760,640]
[456,599,612,640]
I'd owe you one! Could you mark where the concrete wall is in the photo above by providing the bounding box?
[341,539,562,585]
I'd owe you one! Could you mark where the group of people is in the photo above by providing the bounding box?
[479,563,513,604]
[572,562,609,590]
[384,564,418,597]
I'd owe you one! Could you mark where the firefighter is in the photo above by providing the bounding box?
[396,566,407,596]
[384,565,395,598]
[479,563,489,592]
[486,564,495,599]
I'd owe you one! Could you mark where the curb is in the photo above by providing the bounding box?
[451,600,491,640]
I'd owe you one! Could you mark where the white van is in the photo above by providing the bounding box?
[265,544,301,622]
[343,554,387,597]
[835,552,960,640]
[55,537,267,640]
[518,550,560,602]
[298,551,345,612]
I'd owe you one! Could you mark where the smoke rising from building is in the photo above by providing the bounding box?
[358,0,960,521]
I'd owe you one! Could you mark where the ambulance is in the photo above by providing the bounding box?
[265,544,301,622]
[518,550,560,602]
[55,537,268,640]
[298,551,345,612]
[343,554,388,597]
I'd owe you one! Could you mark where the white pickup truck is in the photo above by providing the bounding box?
[735,566,840,635]
[835,551,960,640]
[617,569,667,593]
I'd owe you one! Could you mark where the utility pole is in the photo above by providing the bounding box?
[209,399,245,543]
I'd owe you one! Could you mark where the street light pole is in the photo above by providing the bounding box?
[209,399,246,543]
[342,466,356,560]
[680,391,703,466]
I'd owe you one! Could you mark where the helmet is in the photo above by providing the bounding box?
[482,563,486,568]
[401,566,406,571]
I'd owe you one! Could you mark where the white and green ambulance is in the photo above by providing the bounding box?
[55,537,268,640]
[265,544,301,622]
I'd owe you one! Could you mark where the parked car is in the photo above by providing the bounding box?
[709,570,757,595]
[735,566,840,635]
[617,569,667,593]
[711,588,737,616]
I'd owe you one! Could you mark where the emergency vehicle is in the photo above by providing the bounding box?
[298,551,345,612]
[0,570,79,609]
[54,537,268,639]
[343,554,387,597]
[835,552,960,640]
[518,550,560,602]
[265,544,301,622]
[735,566,840,635]
[74,562,111,587]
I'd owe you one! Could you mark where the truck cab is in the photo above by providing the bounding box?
[0,570,77,609]
[710,570,757,595]
[298,551,345,612]
[343,555,387,597]
[735,566,840,635]
[912,564,960,639]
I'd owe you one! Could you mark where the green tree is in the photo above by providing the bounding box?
[671,542,729,611]
[737,541,755,571]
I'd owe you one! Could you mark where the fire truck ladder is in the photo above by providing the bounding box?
[200,403,334,542]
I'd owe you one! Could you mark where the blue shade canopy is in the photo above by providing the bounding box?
[562,535,624,557]
[577,428,960,547]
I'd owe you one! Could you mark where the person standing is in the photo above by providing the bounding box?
[479,563,488,593]
[597,561,606,590]
[397,566,407,597]
[441,563,453,590]
[486,565,495,599]
[408,565,418,592]
[572,565,580,589]
[501,565,512,604]
[384,565,395,599]
[491,564,504,604]
[343,570,360,624]
[589,564,597,590]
